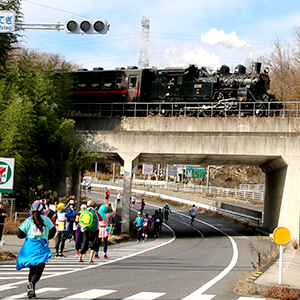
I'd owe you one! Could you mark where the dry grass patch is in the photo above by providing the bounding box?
[262,284,300,300]
[108,233,132,245]
[0,247,16,261]
[3,219,20,235]
[291,238,298,249]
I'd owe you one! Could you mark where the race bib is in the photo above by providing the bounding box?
[58,220,66,230]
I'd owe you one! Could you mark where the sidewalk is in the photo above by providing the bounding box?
[253,244,300,290]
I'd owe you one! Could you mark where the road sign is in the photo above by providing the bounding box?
[165,165,178,177]
[142,164,153,175]
[0,11,15,33]
[273,226,291,285]
[0,158,15,193]
[186,166,206,178]
[273,226,291,245]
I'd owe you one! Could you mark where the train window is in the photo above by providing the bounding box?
[177,75,183,85]
[129,76,137,88]
[102,77,113,89]
[91,83,99,88]
[116,77,122,89]
[77,83,86,88]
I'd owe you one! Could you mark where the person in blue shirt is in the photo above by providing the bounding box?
[16,202,55,299]
[134,212,144,243]
[163,203,171,223]
[66,202,76,241]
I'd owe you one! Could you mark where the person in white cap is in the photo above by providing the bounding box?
[16,202,55,299]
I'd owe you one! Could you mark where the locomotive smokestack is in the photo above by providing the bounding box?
[253,62,262,73]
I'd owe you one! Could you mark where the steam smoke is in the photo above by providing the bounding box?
[162,42,221,70]
[201,28,254,59]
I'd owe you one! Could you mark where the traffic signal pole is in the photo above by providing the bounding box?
[16,22,64,31]
[16,19,109,34]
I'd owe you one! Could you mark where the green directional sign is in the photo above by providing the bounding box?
[186,166,206,178]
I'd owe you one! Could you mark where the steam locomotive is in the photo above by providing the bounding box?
[69,61,279,117]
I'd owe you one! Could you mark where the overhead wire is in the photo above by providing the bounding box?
[22,0,88,18]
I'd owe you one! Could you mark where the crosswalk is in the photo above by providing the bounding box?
[0,238,265,300]
[0,287,267,300]
[0,238,174,287]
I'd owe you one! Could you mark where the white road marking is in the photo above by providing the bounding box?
[237,298,266,300]
[2,287,66,300]
[0,229,175,292]
[162,209,239,300]
[122,292,165,300]
[57,289,116,300]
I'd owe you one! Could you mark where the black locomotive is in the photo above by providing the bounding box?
[69,62,279,117]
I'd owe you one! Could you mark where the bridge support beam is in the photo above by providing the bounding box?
[118,152,140,232]
[262,157,300,243]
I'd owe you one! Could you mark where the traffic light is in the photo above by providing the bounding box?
[64,19,109,34]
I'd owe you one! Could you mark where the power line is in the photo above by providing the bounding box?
[22,0,88,18]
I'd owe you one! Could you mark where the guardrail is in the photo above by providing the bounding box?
[14,212,30,223]
[72,101,299,118]
[89,180,263,225]
[130,180,264,203]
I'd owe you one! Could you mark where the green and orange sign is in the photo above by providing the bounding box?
[0,158,14,193]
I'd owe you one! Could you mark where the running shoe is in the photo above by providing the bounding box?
[94,254,99,258]
[136,240,140,243]
[27,282,34,299]
[103,254,108,259]
[76,251,79,256]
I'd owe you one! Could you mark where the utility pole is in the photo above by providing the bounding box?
[138,16,150,68]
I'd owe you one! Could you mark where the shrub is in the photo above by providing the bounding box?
[3,219,20,235]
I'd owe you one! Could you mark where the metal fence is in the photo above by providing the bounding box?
[110,179,265,202]
[1,198,15,220]
[72,101,300,118]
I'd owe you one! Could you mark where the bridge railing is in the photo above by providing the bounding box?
[71,101,299,118]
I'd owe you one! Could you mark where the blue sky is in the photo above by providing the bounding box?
[19,0,300,71]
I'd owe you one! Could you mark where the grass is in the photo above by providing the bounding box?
[0,247,16,261]
[262,285,300,299]
[3,219,20,235]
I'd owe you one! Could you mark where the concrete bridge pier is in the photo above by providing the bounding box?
[263,157,300,242]
[118,152,140,232]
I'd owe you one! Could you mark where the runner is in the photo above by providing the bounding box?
[189,204,197,225]
[142,213,152,243]
[134,212,144,243]
[140,199,145,212]
[162,203,171,223]
[151,210,162,238]
[105,187,110,200]
[131,194,136,207]
[16,202,55,299]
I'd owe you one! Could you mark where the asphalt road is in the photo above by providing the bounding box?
[0,190,271,300]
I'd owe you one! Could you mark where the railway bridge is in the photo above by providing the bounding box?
[73,116,300,242]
